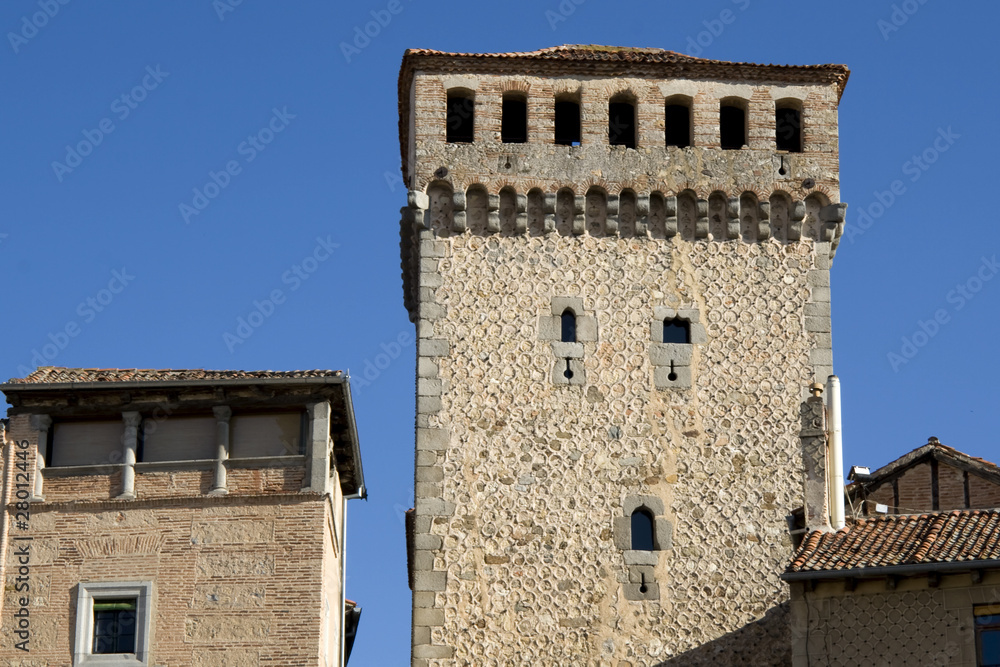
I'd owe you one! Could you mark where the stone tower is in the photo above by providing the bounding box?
[398,45,850,665]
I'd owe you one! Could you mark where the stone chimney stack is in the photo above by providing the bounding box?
[800,383,831,532]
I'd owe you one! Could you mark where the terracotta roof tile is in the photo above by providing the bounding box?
[6,366,343,385]
[787,510,1000,574]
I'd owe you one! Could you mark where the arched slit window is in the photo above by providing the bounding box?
[609,97,636,148]
[502,94,527,143]
[665,101,691,148]
[561,309,576,343]
[720,102,746,150]
[446,91,474,143]
[776,105,802,152]
[631,508,656,551]
[555,98,581,146]
[663,318,690,344]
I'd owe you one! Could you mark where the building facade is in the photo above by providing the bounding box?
[0,367,364,667]
[398,45,851,665]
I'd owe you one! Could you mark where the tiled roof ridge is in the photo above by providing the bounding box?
[788,509,1000,574]
[6,366,344,385]
[851,441,1000,488]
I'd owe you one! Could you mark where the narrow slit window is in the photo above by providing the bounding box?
[561,309,576,343]
[776,107,802,152]
[446,92,474,143]
[609,100,636,148]
[663,318,691,344]
[720,104,746,150]
[665,104,691,148]
[501,96,527,143]
[631,509,656,551]
[554,99,581,146]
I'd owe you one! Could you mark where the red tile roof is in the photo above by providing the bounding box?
[787,510,1000,575]
[6,366,343,385]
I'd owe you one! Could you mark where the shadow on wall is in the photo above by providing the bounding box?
[653,603,790,667]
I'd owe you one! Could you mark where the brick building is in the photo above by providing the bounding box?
[0,367,365,666]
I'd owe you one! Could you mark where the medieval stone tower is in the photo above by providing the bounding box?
[398,46,850,666]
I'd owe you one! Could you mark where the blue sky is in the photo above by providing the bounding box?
[2,1,998,664]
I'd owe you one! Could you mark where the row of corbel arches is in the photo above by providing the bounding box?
[415,183,846,244]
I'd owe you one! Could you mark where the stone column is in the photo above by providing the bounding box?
[119,412,141,500]
[211,406,231,495]
[800,388,831,532]
[303,401,331,493]
[29,414,51,501]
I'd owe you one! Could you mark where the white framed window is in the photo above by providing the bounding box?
[74,581,152,666]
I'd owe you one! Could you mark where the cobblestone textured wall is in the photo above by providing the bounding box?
[410,233,833,666]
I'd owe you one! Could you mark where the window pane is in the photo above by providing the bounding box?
[142,416,216,462]
[230,412,303,458]
[50,421,122,467]
[560,311,576,343]
[631,510,655,551]
[981,628,1000,666]
[93,600,137,654]
[663,319,691,344]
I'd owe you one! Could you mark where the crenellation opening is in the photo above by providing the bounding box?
[609,94,637,149]
[554,95,581,146]
[720,98,748,150]
[446,89,474,143]
[665,96,692,148]
[501,93,528,144]
[776,100,803,153]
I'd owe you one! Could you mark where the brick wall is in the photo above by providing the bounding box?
[0,414,342,667]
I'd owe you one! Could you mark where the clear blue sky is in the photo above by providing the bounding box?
[2,1,998,664]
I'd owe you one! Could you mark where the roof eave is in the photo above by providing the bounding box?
[782,558,1000,582]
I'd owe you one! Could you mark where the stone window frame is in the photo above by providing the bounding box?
[650,307,706,389]
[73,581,153,666]
[613,496,673,601]
[539,297,597,386]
